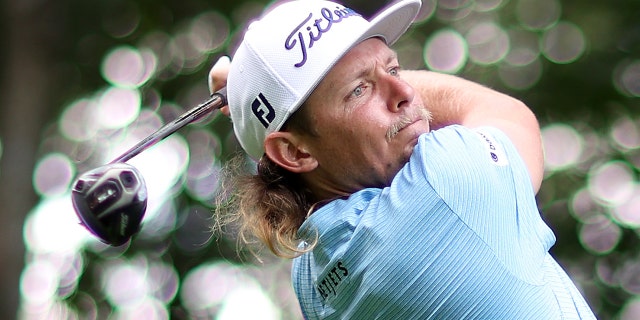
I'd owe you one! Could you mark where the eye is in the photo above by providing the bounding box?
[389,66,400,77]
[350,84,365,98]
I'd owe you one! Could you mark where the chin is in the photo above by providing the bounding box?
[406,133,421,155]
[395,150,414,175]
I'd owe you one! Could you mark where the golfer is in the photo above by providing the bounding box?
[210,0,596,318]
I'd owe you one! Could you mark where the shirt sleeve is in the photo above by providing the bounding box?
[409,125,556,277]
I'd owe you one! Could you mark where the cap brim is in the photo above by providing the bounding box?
[359,0,422,46]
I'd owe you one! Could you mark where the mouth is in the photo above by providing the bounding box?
[386,116,414,141]
[386,109,431,141]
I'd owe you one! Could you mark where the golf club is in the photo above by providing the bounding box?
[71,88,227,246]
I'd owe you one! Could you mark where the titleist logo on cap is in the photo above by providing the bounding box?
[285,6,361,68]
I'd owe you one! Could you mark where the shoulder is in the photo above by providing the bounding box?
[396,125,532,215]
[409,125,524,175]
[418,125,512,158]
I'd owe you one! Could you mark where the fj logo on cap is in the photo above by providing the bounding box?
[285,6,360,68]
[252,93,275,128]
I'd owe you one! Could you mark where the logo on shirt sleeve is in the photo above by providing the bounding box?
[315,260,349,301]
[475,129,508,166]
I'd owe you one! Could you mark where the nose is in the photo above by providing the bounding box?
[382,73,415,113]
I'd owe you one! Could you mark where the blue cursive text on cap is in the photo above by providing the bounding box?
[285,6,361,68]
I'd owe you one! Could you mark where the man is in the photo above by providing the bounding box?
[210,0,596,318]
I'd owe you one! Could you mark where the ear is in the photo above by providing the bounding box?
[264,132,317,173]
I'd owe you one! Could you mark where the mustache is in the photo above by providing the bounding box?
[386,107,432,141]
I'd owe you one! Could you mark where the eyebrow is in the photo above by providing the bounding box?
[351,49,399,80]
[323,46,399,95]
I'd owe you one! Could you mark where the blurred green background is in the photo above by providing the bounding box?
[1,0,639,319]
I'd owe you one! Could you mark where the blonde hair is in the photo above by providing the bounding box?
[213,154,317,258]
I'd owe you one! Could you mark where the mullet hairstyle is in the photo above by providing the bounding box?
[213,106,319,259]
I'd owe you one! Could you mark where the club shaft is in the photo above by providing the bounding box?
[109,88,227,164]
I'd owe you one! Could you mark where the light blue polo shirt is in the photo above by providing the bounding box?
[292,125,595,319]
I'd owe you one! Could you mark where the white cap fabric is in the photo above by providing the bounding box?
[227,0,422,159]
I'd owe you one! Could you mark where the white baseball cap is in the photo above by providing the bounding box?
[227,0,422,159]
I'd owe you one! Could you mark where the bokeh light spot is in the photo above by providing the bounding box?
[102,260,148,307]
[620,297,640,320]
[611,185,640,228]
[99,257,179,315]
[588,160,635,206]
[24,196,90,253]
[610,116,640,150]
[516,0,561,31]
[112,297,169,320]
[414,0,437,22]
[499,57,542,90]
[33,153,74,198]
[101,2,140,39]
[137,199,177,242]
[59,98,98,142]
[570,188,602,224]
[189,11,231,54]
[614,60,640,97]
[619,260,640,295]
[101,46,156,88]
[541,123,584,171]
[96,87,141,129]
[620,61,640,96]
[436,0,473,22]
[424,29,468,73]
[185,129,222,202]
[119,132,189,226]
[466,22,509,65]
[180,262,252,314]
[56,254,84,300]
[139,31,174,77]
[20,259,59,306]
[475,0,505,12]
[579,215,621,255]
[542,22,586,64]
[218,286,280,320]
[505,28,540,66]
[147,262,180,304]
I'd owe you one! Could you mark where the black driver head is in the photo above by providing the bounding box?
[71,163,147,246]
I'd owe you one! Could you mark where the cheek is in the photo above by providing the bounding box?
[314,109,392,158]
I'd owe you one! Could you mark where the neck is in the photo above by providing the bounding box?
[301,170,354,205]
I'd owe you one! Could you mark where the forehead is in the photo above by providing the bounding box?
[337,38,394,72]
[317,38,395,90]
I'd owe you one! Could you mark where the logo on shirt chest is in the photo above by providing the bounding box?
[316,260,349,300]
[476,130,508,166]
